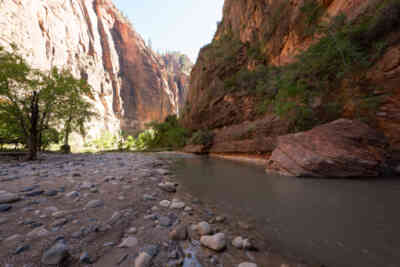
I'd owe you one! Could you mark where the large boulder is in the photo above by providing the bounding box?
[266,119,389,177]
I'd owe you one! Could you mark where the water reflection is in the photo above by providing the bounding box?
[164,154,400,267]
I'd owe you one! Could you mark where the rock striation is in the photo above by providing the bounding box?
[0,0,191,143]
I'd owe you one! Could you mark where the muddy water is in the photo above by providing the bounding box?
[164,153,400,267]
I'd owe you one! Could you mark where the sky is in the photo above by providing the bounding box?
[112,0,225,63]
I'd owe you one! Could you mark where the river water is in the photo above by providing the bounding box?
[164,153,400,267]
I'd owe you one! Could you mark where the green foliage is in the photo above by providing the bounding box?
[299,0,325,37]
[189,130,214,147]
[145,115,188,149]
[224,65,271,94]
[0,45,96,158]
[89,131,118,151]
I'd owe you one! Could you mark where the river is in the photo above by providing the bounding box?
[163,153,400,267]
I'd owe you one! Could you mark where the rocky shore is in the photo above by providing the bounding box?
[0,153,316,267]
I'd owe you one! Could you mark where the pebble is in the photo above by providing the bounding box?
[41,240,69,265]
[127,227,137,234]
[170,200,185,209]
[51,218,68,228]
[0,204,12,212]
[118,236,138,248]
[238,263,258,267]
[200,233,226,251]
[195,221,212,235]
[0,191,20,204]
[14,244,30,255]
[158,182,176,193]
[85,199,104,209]
[135,252,152,267]
[25,190,44,197]
[107,211,122,225]
[79,251,92,264]
[45,190,58,197]
[66,191,80,198]
[160,200,171,207]
[27,227,50,238]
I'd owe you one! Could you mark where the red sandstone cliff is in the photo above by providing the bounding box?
[183,0,400,159]
[0,0,190,141]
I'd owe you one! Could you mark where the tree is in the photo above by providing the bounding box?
[0,46,95,159]
[53,70,97,153]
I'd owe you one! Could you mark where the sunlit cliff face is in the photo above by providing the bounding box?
[0,0,190,142]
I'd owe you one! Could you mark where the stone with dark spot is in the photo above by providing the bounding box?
[26,190,44,197]
[0,204,12,212]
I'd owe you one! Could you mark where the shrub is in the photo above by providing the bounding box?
[190,130,214,147]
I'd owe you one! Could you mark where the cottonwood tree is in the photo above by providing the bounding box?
[54,70,97,153]
[0,46,95,159]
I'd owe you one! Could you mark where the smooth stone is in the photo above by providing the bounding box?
[45,190,58,197]
[216,216,226,223]
[25,190,44,197]
[27,227,50,238]
[80,252,92,264]
[159,200,171,208]
[118,237,138,248]
[143,194,155,201]
[170,201,185,209]
[127,227,137,234]
[51,218,68,228]
[238,263,258,267]
[184,206,193,212]
[158,182,176,193]
[41,240,69,265]
[0,204,12,212]
[5,234,22,243]
[15,244,30,255]
[200,233,226,251]
[66,191,79,198]
[85,199,104,209]
[21,186,38,193]
[232,236,244,249]
[0,191,20,204]
[196,221,212,235]
[107,211,122,225]
[0,217,8,224]
[134,252,152,267]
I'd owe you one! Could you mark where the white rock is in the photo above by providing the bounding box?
[85,199,104,209]
[232,236,244,249]
[159,200,171,208]
[184,206,192,212]
[118,237,138,248]
[200,233,226,251]
[27,227,50,238]
[66,191,80,198]
[134,252,152,267]
[127,227,137,234]
[170,199,185,209]
[196,221,212,235]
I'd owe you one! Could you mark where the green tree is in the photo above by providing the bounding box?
[0,46,95,159]
[53,70,96,153]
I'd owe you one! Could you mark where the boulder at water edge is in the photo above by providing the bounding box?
[266,119,389,177]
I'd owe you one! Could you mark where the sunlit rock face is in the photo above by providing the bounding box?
[0,0,190,143]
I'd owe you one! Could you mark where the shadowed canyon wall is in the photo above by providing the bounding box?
[183,0,400,157]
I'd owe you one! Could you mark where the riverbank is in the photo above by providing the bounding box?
[0,152,315,267]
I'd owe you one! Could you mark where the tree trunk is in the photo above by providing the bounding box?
[27,92,39,161]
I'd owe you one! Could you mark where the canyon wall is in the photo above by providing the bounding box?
[0,0,191,143]
[183,0,400,157]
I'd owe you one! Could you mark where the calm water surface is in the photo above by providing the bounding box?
[162,153,400,267]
